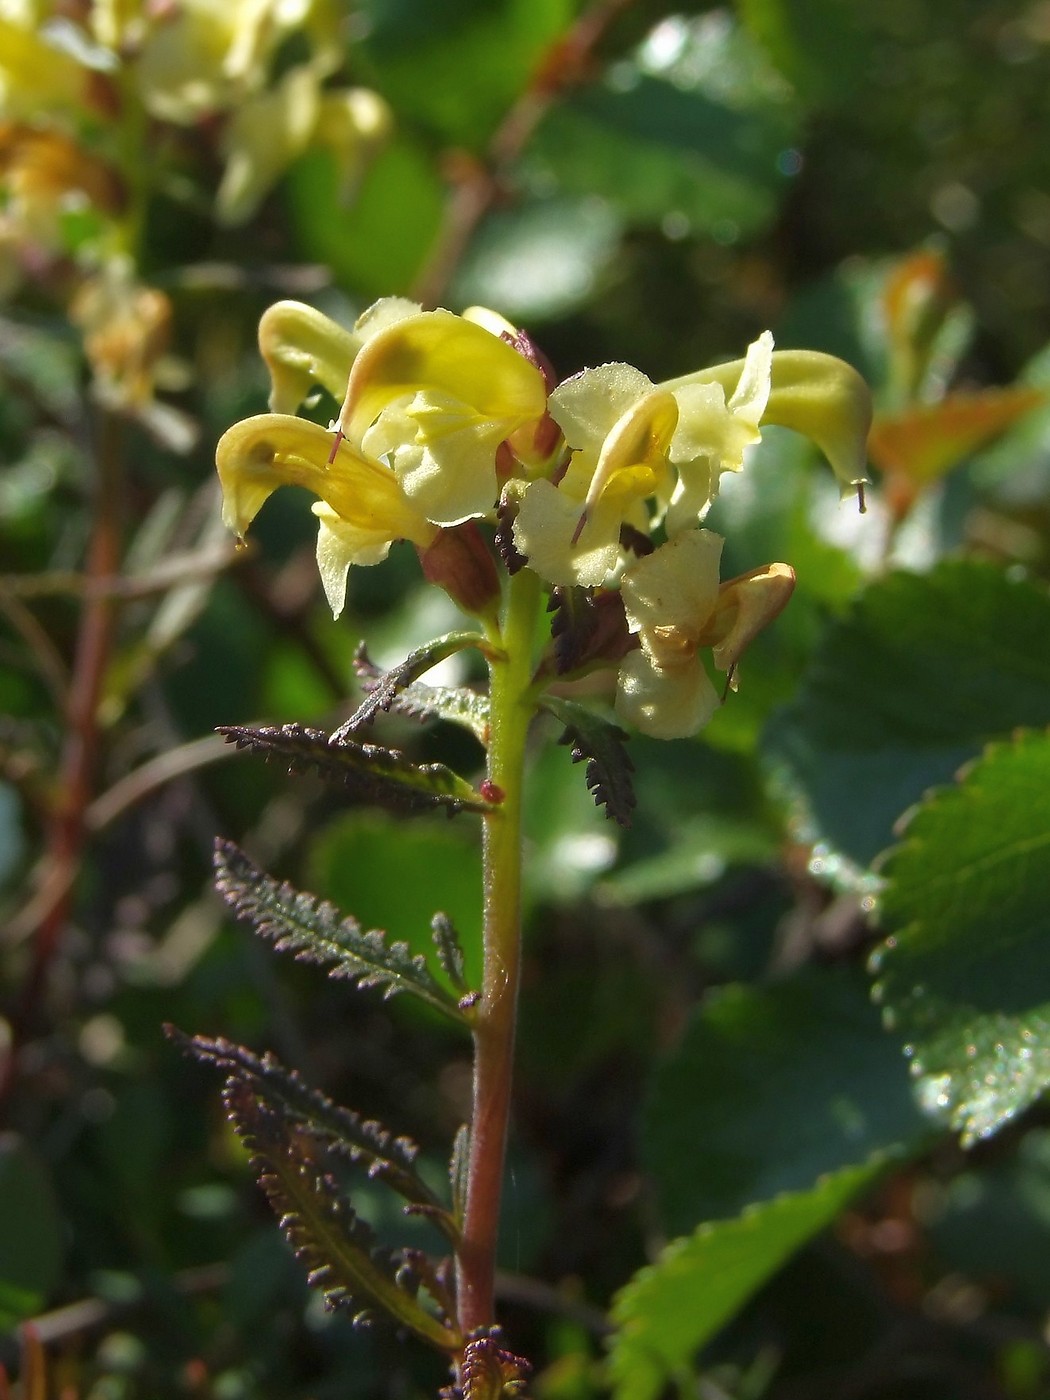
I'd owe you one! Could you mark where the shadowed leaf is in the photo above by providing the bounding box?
[213,839,469,1022]
[167,1026,454,1234]
[223,1081,461,1352]
[541,694,636,827]
[217,722,494,815]
[351,646,490,742]
[335,632,485,737]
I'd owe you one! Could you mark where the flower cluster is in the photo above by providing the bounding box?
[0,1,389,421]
[217,297,872,739]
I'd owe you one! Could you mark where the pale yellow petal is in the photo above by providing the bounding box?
[620,529,723,638]
[709,564,796,672]
[615,649,720,740]
[312,502,391,618]
[338,309,547,444]
[512,479,623,587]
[215,413,436,549]
[548,363,655,455]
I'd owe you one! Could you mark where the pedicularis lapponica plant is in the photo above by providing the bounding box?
[175,296,872,1395]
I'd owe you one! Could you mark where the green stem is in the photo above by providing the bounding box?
[456,566,542,1336]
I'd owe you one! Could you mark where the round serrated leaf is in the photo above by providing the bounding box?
[873,730,1050,1145]
[644,970,926,1235]
[609,1160,883,1400]
[764,562,1050,872]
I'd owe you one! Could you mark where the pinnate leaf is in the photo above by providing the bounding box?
[167,1027,452,1229]
[541,694,636,828]
[213,839,470,1022]
[223,1081,461,1351]
[872,730,1050,1145]
[218,722,493,816]
[351,645,490,742]
[609,1160,886,1400]
[336,632,485,738]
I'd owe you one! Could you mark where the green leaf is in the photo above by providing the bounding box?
[540,694,636,828]
[608,1159,885,1400]
[339,633,486,738]
[0,1134,64,1326]
[526,12,801,240]
[594,813,774,905]
[224,1081,461,1351]
[764,562,1050,874]
[218,722,494,816]
[644,970,927,1234]
[872,730,1050,1145]
[168,1028,453,1229]
[213,839,469,1022]
[352,646,491,743]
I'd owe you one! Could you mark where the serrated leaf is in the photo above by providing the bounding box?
[644,970,928,1235]
[609,1159,885,1400]
[167,1027,453,1232]
[213,839,468,1023]
[224,1082,461,1352]
[540,694,636,828]
[217,723,494,816]
[872,730,1050,1146]
[351,645,490,742]
[764,562,1050,874]
[335,632,485,738]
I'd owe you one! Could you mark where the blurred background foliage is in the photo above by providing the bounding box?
[3,0,1050,1397]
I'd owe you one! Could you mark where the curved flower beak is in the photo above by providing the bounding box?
[215,413,438,614]
[258,300,364,415]
[661,345,873,498]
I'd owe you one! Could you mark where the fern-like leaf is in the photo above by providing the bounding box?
[352,646,490,743]
[333,632,484,738]
[217,723,493,816]
[224,1081,461,1352]
[213,839,469,1023]
[167,1027,456,1236]
[541,695,636,828]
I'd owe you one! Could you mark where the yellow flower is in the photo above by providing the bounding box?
[513,334,773,587]
[134,0,317,123]
[330,303,550,526]
[215,413,438,617]
[659,345,872,506]
[615,529,795,739]
[514,333,872,588]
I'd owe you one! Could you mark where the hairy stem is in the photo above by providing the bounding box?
[456,566,542,1336]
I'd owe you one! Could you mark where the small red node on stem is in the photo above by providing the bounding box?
[479,780,505,804]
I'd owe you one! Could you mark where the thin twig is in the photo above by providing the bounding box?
[0,540,240,600]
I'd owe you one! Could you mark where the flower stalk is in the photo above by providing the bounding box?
[457,564,543,1336]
